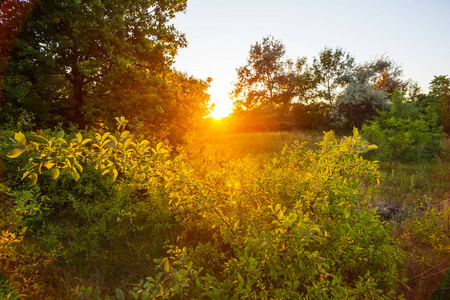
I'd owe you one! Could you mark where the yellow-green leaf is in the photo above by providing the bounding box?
[163,259,170,273]
[14,132,26,144]
[50,168,60,179]
[367,144,378,150]
[45,162,55,169]
[76,132,83,143]
[21,170,31,180]
[6,148,25,158]
[71,170,80,181]
[81,138,92,146]
[29,172,38,187]
[112,168,118,181]
[75,163,83,173]
[156,142,162,152]
[344,207,350,219]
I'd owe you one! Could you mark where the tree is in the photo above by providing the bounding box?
[362,89,442,162]
[231,36,295,111]
[0,0,37,104]
[312,47,354,108]
[429,75,450,134]
[331,59,390,129]
[2,0,211,140]
[371,56,409,97]
[292,56,317,104]
[230,36,296,131]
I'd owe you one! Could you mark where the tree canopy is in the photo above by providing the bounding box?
[231,36,295,112]
[1,0,211,141]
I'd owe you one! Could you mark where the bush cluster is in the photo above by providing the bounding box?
[2,120,408,298]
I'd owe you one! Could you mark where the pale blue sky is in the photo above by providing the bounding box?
[172,0,450,118]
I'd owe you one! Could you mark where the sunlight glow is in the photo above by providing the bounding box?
[210,99,233,120]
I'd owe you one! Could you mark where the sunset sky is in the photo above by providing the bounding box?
[172,0,450,119]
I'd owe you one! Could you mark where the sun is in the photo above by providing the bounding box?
[210,99,233,120]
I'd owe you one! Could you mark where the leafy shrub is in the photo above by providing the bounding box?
[1,117,181,286]
[362,89,443,162]
[132,130,404,299]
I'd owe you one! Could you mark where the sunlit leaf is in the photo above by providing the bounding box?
[50,168,60,179]
[14,132,26,144]
[45,162,55,169]
[81,138,92,145]
[112,168,118,181]
[6,148,25,158]
[120,131,129,140]
[29,172,38,187]
[156,142,162,152]
[71,170,80,181]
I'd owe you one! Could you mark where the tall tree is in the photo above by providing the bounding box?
[312,47,354,108]
[2,0,210,138]
[230,36,296,131]
[231,36,295,111]
[0,0,37,105]
[429,75,450,134]
[331,61,389,129]
[371,56,409,97]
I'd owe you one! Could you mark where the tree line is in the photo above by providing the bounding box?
[227,36,450,136]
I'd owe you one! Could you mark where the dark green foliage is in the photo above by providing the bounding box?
[362,90,443,162]
[1,0,211,143]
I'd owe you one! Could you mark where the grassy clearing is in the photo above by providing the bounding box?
[185,130,323,162]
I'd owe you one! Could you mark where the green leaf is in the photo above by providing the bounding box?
[92,286,100,300]
[84,287,92,297]
[50,168,60,179]
[6,148,25,158]
[367,144,378,150]
[344,207,350,219]
[115,289,124,300]
[14,132,26,144]
[57,130,65,139]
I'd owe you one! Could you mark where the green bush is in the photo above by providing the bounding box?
[1,117,181,286]
[362,89,443,162]
[132,130,405,299]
